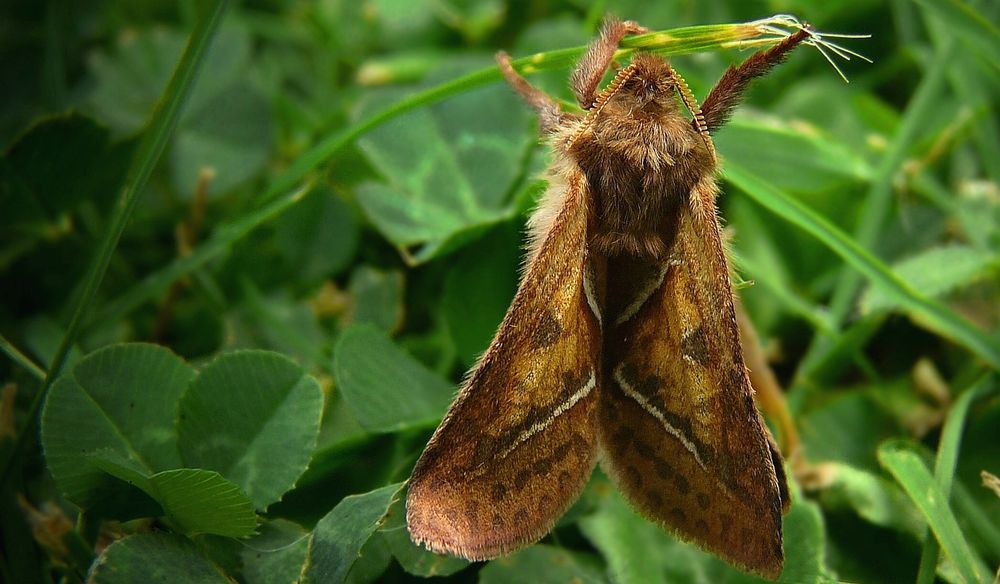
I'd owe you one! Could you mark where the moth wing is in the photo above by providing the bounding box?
[407,164,602,560]
[599,177,788,578]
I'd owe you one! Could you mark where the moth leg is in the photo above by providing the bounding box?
[570,18,649,109]
[700,29,810,132]
[496,51,567,135]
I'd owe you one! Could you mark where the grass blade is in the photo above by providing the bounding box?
[878,441,989,584]
[792,37,960,384]
[0,335,46,381]
[0,0,230,485]
[915,375,997,584]
[724,163,1000,370]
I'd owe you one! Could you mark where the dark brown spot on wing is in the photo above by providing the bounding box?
[532,311,562,349]
[533,457,553,474]
[515,469,531,490]
[681,326,711,366]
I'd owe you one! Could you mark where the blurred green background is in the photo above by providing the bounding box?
[0,0,998,583]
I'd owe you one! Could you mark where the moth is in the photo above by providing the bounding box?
[407,19,812,578]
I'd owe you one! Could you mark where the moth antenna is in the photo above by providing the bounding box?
[755,15,870,82]
[811,41,850,84]
[807,37,874,63]
[566,63,638,147]
[665,65,717,165]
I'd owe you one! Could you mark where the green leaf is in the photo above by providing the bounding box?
[354,56,532,256]
[41,344,194,509]
[441,221,520,367]
[816,462,925,537]
[378,495,469,577]
[878,440,990,584]
[715,117,872,193]
[178,350,324,510]
[725,163,1000,370]
[345,266,404,333]
[241,519,310,584]
[85,23,270,194]
[333,325,454,433]
[861,245,999,314]
[301,483,404,584]
[799,390,901,472]
[90,457,257,538]
[170,78,271,195]
[0,113,123,231]
[88,533,230,583]
[479,545,606,584]
[235,284,329,370]
[273,186,360,284]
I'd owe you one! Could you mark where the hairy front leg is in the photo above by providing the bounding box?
[496,51,567,135]
[700,29,810,132]
[570,18,648,109]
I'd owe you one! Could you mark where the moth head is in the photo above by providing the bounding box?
[610,53,682,115]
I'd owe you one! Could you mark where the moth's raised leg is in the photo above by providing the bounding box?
[700,29,810,132]
[496,51,567,135]
[570,18,648,109]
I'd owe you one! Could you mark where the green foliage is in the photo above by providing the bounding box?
[1,0,998,583]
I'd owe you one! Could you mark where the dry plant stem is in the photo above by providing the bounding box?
[982,471,1000,499]
[0,384,17,441]
[736,303,800,460]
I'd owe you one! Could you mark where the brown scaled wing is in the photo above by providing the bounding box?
[599,177,790,578]
[406,166,603,560]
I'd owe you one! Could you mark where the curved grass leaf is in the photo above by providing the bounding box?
[178,350,324,510]
[917,375,996,584]
[333,325,454,433]
[88,533,230,583]
[913,0,1000,66]
[40,344,194,508]
[301,482,404,584]
[878,440,990,584]
[725,163,1000,370]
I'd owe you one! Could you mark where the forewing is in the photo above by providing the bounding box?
[407,165,603,560]
[599,177,787,578]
